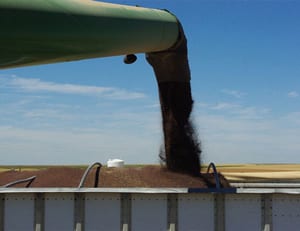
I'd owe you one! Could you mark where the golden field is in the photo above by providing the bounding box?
[212,164,300,183]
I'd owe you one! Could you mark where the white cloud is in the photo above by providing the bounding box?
[231,106,271,119]
[0,126,159,165]
[8,76,145,100]
[211,102,239,110]
[194,109,300,164]
[2,74,300,165]
[283,111,300,126]
[221,89,246,98]
[1,98,300,165]
[288,91,299,98]
[196,101,270,119]
[23,109,72,120]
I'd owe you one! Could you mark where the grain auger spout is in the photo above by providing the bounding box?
[0,0,201,176]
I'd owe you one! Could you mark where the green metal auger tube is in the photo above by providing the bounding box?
[0,0,202,176]
[0,0,179,69]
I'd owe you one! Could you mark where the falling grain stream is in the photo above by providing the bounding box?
[146,23,202,176]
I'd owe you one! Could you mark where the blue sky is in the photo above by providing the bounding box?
[1,0,300,165]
